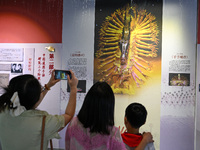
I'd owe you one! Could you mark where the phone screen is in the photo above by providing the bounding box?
[55,70,71,80]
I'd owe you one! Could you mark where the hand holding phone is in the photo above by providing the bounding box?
[54,70,72,80]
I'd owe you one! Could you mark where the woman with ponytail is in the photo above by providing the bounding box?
[0,70,78,150]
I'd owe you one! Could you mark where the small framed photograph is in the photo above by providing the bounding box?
[11,63,23,73]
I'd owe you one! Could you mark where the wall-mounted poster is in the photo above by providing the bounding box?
[0,74,9,95]
[94,0,162,95]
[0,48,24,62]
[160,0,197,149]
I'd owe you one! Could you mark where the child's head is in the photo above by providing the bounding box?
[125,103,147,129]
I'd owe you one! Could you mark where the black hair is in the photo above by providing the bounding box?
[125,103,147,128]
[77,81,115,135]
[0,74,41,112]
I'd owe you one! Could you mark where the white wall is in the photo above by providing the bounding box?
[61,0,198,150]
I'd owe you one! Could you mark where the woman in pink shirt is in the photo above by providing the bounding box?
[65,82,153,150]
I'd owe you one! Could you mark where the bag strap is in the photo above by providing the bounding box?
[41,116,53,150]
[50,139,53,149]
[41,115,46,150]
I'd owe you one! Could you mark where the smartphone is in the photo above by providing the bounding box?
[54,70,72,80]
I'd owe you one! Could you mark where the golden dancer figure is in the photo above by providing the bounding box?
[95,4,159,95]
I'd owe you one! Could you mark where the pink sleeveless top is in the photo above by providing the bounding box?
[65,117,126,150]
